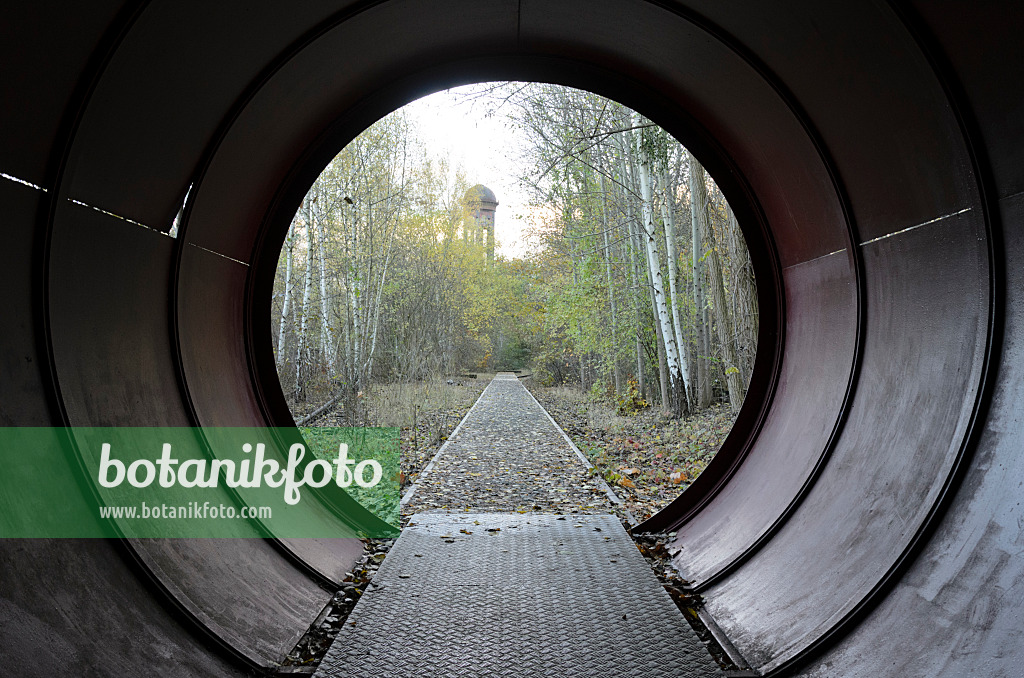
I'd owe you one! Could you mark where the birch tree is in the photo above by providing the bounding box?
[294,199,314,398]
[271,83,758,422]
[657,136,692,408]
[635,118,688,416]
[276,219,296,369]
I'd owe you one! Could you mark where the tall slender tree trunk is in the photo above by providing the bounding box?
[658,156,692,410]
[340,206,354,392]
[364,235,392,381]
[569,240,587,390]
[635,120,687,416]
[277,220,295,369]
[295,209,315,398]
[618,150,647,401]
[724,203,758,387]
[317,213,336,379]
[696,165,745,411]
[599,172,621,394]
[647,263,670,411]
[351,200,365,390]
[688,150,713,409]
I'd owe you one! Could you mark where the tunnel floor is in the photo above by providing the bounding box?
[315,513,722,677]
[313,374,723,676]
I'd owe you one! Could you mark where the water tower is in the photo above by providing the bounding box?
[464,184,497,263]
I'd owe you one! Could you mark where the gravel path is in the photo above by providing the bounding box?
[401,374,620,520]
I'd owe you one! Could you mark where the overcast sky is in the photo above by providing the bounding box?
[402,85,535,257]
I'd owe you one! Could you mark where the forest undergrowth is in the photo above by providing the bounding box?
[525,379,735,522]
[293,376,488,490]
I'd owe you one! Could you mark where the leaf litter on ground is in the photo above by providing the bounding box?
[525,380,736,522]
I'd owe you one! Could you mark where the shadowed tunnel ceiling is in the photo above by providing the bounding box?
[1,1,1023,675]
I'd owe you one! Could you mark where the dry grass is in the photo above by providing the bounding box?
[367,377,486,428]
[539,385,631,431]
[585,404,632,431]
[527,382,738,522]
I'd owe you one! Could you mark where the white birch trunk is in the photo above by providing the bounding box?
[277,220,295,369]
[658,159,692,404]
[635,118,686,415]
[295,209,314,394]
[364,215,394,380]
[316,212,336,379]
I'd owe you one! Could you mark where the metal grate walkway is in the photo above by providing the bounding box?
[314,513,722,677]
[315,374,723,677]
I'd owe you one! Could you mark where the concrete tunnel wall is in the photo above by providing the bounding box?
[0,1,1021,675]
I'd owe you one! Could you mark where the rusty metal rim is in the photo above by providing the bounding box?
[759,2,1002,674]
[629,3,867,593]
[610,3,867,587]
[33,0,271,671]
[34,1,389,667]
[167,0,399,589]
[28,1,1002,673]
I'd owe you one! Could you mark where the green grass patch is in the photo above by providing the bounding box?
[300,426,401,529]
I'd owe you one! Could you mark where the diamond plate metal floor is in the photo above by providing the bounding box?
[315,513,722,677]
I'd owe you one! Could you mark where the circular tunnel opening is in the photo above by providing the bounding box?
[12,2,999,676]
[262,82,764,529]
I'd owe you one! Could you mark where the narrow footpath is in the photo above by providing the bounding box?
[400,373,619,518]
[315,374,724,678]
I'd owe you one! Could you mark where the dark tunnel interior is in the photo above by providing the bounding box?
[2,2,1023,676]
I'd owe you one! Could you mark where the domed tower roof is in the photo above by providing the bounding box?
[464,184,498,207]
